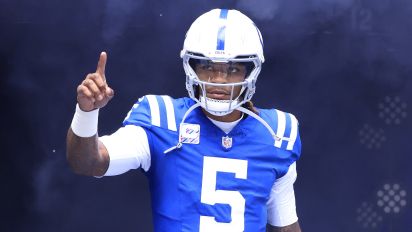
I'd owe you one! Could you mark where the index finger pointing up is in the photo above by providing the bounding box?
[96,51,107,78]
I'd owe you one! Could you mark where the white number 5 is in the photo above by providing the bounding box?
[199,156,248,232]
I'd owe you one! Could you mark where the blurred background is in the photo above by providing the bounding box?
[1,0,411,231]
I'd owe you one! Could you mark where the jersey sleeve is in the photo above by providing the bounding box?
[99,125,151,175]
[276,111,301,160]
[271,109,302,178]
[100,95,180,176]
[98,96,155,176]
[267,162,298,226]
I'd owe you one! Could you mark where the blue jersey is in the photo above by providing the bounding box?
[123,95,301,232]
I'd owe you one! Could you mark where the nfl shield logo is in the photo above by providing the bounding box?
[222,136,232,149]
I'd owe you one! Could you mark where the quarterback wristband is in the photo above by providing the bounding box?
[71,104,99,137]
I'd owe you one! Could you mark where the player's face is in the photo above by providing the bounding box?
[195,61,247,100]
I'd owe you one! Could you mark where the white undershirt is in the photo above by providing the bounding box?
[207,115,243,134]
[99,121,298,227]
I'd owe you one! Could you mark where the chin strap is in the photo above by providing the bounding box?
[163,103,286,154]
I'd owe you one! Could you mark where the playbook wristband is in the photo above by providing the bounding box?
[71,104,99,137]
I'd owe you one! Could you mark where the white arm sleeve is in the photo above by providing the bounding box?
[267,162,298,227]
[99,125,151,176]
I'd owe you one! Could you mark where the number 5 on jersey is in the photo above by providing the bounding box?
[199,156,248,232]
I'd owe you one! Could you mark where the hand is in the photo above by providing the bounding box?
[77,52,114,111]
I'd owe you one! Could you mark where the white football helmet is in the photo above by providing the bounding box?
[181,9,265,116]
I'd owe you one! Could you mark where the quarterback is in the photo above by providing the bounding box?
[67,9,302,232]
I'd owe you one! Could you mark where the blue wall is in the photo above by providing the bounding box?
[1,0,411,231]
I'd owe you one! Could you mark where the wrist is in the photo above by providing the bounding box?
[71,104,99,137]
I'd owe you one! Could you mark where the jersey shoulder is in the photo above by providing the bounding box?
[123,95,192,131]
[257,107,302,156]
[254,107,302,178]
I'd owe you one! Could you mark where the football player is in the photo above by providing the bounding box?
[67,9,302,232]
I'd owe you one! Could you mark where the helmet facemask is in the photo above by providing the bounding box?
[183,53,261,116]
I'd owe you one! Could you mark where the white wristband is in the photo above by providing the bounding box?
[71,104,99,137]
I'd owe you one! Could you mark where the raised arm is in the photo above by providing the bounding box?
[66,52,114,176]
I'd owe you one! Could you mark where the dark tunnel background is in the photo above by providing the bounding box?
[1,0,411,231]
